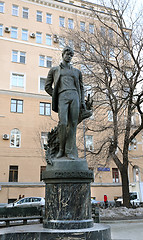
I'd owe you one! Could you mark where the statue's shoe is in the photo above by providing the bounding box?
[56,150,64,158]
[66,153,75,160]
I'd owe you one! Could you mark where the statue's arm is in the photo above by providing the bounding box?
[45,68,54,96]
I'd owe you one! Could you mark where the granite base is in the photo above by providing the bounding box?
[0,223,111,240]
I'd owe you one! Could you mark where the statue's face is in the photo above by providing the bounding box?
[63,50,73,63]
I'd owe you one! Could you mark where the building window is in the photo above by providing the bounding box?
[9,166,18,182]
[112,168,119,183]
[68,39,74,49]
[0,2,4,13]
[22,29,28,41]
[11,73,24,88]
[123,50,131,61]
[40,102,51,116]
[89,24,94,34]
[10,129,21,148]
[0,24,3,36]
[12,51,26,64]
[11,99,23,113]
[46,13,52,24]
[108,29,113,38]
[59,16,65,27]
[80,21,85,32]
[81,42,86,52]
[37,10,42,22]
[40,166,46,181]
[22,7,29,19]
[36,32,42,43]
[133,166,140,182]
[39,55,52,68]
[40,77,46,90]
[59,37,65,48]
[12,4,19,16]
[68,18,74,29]
[85,135,93,151]
[11,27,18,39]
[108,110,113,121]
[41,132,48,148]
[46,34,52,45]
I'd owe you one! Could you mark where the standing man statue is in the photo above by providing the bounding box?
[45,46,86,160]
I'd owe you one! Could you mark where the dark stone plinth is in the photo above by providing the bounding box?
[42,157,94,230]
[0,223,111,240]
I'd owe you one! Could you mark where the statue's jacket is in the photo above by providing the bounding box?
[45,64,85,113]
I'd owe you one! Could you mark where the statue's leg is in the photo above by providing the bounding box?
[57,93,69,158]
[65,91,79,159]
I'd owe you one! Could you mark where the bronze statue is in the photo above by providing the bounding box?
[45,46,91,160]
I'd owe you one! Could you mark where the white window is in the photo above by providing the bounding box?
[40,77,46,90]
[10,129,21,148]
[12,5,19,16]
[59,16,65,27]
[11,73,24,88]
[112,168,119,183]
[80,21,85,32]
[11,27,18,39]
[22,7,29,19]
[85,135,93,151]
[89,24,94,34]
[11,99,23,113]
[12,51,26,64]
[68,19,74,29]
[37,10,42,22]
[22,29,28,41]
[40,102,51,116]
[133,166,140,182]
[108,110,113,122]
[46,13,52,24]
[46,34,52,45]
[0,2,4,13]
[41,132,48,148]
[59,37,65,48]
[0,24,3,36]
[39,55,52,68]
[36,32,42,43]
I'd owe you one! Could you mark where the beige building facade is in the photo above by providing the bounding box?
[0,0,143,204]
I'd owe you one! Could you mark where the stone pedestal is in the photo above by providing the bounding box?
[42,157,94,230]
[41,157,111,240]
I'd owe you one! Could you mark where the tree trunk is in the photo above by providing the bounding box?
[120,166,130,208]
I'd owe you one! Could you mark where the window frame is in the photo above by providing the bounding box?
[80,21,85,32]
[22,29,28,41]
[46,13,52,24]
[12,50,26,64]
[11,72,25,88]
[59,16,65,27]
[0,24,3,36]
[40,102,51,116]
[46,34,52,46]
[12,4,19,16]
[112,168,119,183]
[0,2,4,13]
[36,10,42,22]
[22,7,29,19]
[36,32,42,44]
[10,129,21,148]
[68,18,74,29]
[11,99,23,113]
[11,27,18,39]
[39,55,52,68]
[9,165,18,182]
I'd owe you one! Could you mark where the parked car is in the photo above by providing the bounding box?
[116,192,140,206]
[91,198,100,206]
[6,197,45,208]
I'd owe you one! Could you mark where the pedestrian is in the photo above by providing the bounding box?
[104,194,108,208]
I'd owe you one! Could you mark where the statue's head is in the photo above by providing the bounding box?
[62,46,74,58]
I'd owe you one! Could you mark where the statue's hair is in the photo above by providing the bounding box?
[62,46,74,57]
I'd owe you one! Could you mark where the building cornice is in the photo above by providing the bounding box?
[0,182,45,188]
[0,89,51,100]
[91,182,122,187]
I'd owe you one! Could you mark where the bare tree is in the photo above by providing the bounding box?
[64,0,143,207]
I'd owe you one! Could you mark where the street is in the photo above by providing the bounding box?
[105,220,143,240]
